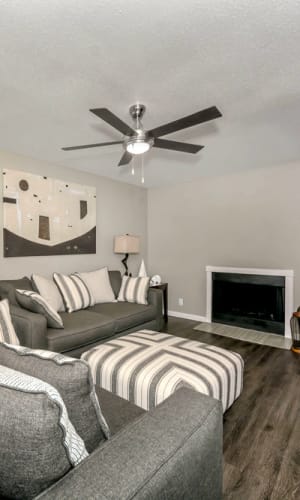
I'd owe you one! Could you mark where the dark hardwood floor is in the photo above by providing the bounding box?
[162,318,300,500]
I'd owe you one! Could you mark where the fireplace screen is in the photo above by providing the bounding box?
[212,273,285,335]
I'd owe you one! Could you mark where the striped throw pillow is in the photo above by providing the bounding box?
[16,290,63,329]
[53,273,94,313]
[117,276,150,305]
[0,299,19,345]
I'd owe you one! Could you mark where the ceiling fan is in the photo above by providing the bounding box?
[62,104,222,166]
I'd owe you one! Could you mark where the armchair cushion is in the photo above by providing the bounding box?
[0,343,110,453]
[0,365,88,500]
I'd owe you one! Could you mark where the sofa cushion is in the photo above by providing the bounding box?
[118,276,150,305]
[0,276,33,305]
[46,309,116,352]
[32,273,65,312]
[89,302,156,333]
[0,365,88,500]
[77,267,115,304]
[53,273,95,312]
[0,299,20,345]
[16,289,64,329]
[0,343,110,453]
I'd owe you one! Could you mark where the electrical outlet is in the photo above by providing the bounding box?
[178,298,184,307]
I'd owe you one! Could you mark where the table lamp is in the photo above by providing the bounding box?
[114,234,140,276]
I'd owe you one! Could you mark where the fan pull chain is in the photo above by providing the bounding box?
[141,154,145,184]
[131,155,135,176]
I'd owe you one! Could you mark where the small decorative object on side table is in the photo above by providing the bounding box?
[150,282,168,322]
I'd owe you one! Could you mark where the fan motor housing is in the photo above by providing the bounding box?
[129,104,146,121]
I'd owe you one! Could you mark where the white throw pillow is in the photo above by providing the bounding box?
[32,274,65,312]
[77,267,115,304]
[0,299,19,345]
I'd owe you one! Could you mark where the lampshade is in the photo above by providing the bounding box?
[114,234,140,254]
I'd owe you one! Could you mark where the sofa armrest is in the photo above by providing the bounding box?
[148,287,163,329]
[147,286,162,308]
[9,305,48,349]
[37,388,223,500]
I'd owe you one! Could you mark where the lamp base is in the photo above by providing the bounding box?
[121,253,132,277]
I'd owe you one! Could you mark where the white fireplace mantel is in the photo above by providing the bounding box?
[206,266,294,338]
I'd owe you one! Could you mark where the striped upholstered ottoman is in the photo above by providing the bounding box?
[82,330,244,412]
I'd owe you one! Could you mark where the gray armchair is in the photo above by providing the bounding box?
[37,388,223,500]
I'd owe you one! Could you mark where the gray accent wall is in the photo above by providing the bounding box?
[0,150,147,278]
[147,162,300,317]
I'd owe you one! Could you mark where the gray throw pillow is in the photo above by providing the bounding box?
[0,343,110,453]
[0,364,88,500]
[16,289,64,329]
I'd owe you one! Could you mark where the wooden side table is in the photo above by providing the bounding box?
[150,283,168,322]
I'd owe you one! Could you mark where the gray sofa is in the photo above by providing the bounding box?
[37,386,223,500]
[0,271,164,357]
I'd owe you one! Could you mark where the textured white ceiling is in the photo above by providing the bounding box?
[0,0,300,187]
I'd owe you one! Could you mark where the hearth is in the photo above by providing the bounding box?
[206,266,294,338]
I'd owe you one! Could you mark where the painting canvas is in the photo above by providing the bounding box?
[3,169,96,257]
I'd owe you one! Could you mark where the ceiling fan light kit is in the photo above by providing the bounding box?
[126,140,150,155]
[125,130,153,155]
[62,103,222,176]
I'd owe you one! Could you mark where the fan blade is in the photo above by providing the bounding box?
[149,106,222,138]
[90,108,135,136]
[118,151,132,166]
[62,141,123,151]
[153,138,204,154]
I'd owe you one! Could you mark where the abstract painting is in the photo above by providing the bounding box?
[3,169,96,257]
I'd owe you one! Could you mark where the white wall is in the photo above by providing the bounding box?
[147,161,300,317]
[0,150,147,278]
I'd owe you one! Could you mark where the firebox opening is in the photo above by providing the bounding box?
[212,273,285,335]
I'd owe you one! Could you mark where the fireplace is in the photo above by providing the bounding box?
[206,266,294,338]
[212,273,285,334]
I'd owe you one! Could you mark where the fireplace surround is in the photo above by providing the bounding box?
[206,266,294,338]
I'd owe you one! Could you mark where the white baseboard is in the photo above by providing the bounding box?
[168,310,209,323]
